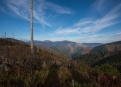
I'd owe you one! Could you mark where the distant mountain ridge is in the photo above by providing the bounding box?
[90,41,121,53]
[34,40,86,47]
[33,40,103,47]
[83,43,103,47]
[33,40,87,52]
[27,40,103,58]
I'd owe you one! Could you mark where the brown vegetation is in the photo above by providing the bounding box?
[0,38,121,87]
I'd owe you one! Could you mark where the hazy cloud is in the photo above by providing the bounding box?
[56,3,121,34]
[1,0,74,27]
[77,31,121,43]
[54,0,121,43]
[56,27,81,34]
[46,1,74,14]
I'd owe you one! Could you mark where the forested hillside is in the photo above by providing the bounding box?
[0,38,121,87]
[74,41,121,73]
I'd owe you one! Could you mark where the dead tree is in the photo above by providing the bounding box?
[30,0,34,76]
[30,0,34,59]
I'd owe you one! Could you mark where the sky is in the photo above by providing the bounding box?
[0,0,121,43]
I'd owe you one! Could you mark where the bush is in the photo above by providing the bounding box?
[34,67,49,85]
[57,66,72,86]
[93,63,120,76]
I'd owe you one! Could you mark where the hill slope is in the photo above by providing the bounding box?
[76,41,121,68]
[90,41,121,53]
[0,38,68,69]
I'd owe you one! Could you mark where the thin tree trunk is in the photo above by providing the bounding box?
[30,0,34,76]
[30,0,34,59]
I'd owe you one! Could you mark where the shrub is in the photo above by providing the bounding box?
[34,67,49,84]
[93,63,120,76]
[57,66,72,86]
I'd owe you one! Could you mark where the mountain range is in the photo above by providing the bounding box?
[29,40,103,58]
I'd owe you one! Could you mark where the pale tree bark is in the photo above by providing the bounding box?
[30,0,34,59]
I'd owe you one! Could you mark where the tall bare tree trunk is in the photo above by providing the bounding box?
[30,0,34,76]
[30,0,34,58]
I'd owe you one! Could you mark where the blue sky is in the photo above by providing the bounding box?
[0,0,121,43]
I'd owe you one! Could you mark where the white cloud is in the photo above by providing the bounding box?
[4,0,51,27]
[79,31,121,43]
[56,3,121,34]
[7,4,29,21]
[46,1,74,14]
[34,11,52,27]
[74,19,92,27]
[55,1,121,43]
[83,4,121,33]
[2,0,74,27]
[56,27,81,34]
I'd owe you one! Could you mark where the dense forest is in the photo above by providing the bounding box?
[0,38,121,87]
